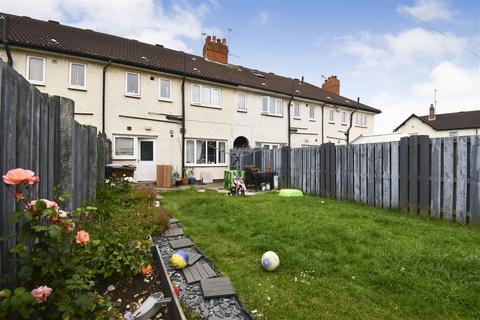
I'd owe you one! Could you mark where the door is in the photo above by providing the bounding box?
[136,138,156,181]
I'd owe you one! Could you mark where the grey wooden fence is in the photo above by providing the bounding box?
[231,135,480,225]
[0,60,109,279]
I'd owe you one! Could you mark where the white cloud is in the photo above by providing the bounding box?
[397,0,456,22]
[257,10,270,25]
[0,0,219,52]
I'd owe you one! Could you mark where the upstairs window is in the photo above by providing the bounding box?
[329,109,335,122]
[191,84,221,108]
[159,78,171,100]
[27,56,46,85]
[309,105,315,120]
[125,72,140,96]
[341,111,347,124]
[292,102,300,118]
[261,96,283,116]
[237,92,247,112]
[69,62,86,89]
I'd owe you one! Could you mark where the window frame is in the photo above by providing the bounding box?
[26,55,46,85]
[292,102,300,119]
[328,109,335,123]
[125,72,141,97]
[341,111,347,124]
[261,143,281,149]
[159,78,172,101]
[184,138,227,166]
[113,136,136,160]
[309,105,315,121]
[191,84,222,108]
[261,96,283,117]
[236,92,247,112]
[68,62,87,90]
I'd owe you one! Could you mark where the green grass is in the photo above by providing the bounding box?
[161,190,480,320]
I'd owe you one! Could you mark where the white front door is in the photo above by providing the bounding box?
[136,138,156,181]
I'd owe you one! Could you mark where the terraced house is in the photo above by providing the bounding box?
[0,13,381,182]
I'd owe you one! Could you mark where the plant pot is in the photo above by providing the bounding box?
[175,180,181,186]
[188,177,196,185]
[181,177,189,185]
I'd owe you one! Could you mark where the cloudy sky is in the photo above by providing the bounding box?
[1,0,479,133]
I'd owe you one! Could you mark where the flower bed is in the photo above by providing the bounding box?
[0,169,169,319]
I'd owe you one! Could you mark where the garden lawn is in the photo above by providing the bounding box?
[162,190,480,320]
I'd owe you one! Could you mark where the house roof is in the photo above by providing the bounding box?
[0,13,381,114]
[394,110,480,132]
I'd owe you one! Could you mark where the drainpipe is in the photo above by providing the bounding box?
[287,79,296,147]
[321,103,325,144]
[1,15,13,66]
[101,60,112,134]
[181,53,186,176]
[345,97,360,145]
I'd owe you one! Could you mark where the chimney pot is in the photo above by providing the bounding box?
[322,75,340,95]
[428,104,436,121]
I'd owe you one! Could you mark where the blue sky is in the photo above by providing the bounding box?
[2,0,479,133]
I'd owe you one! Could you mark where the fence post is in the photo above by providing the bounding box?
[57,96,75,211]
[87,126,98,201]
[418,136,430,215]
[97,134,106,185]
[470,135,480,225]
[399,137,409,211]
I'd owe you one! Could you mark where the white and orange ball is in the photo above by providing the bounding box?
[261,251,280,271]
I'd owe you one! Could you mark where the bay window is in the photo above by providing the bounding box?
[185,139,226,165]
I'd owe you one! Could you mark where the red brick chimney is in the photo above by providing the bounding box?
[322,76,340,95]
[203,35,228,64]
[428,104,436,121]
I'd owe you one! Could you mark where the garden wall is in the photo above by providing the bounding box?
[231,135,480,225]
[0,60,109,278]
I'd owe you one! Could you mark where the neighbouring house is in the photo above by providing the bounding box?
[0,13,381,182]
[351,132,410,144]
[394,104,480,138]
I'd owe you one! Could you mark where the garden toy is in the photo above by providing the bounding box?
[261,251,280,271]
[278,189,303,197]
[229,175,246,196]
[131,292,171,320]
[177,250,190,262]
[170,253,188,269]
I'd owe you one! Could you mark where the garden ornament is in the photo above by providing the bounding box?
[132,292,171,320]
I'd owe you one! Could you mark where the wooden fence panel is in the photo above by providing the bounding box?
[336,146,341,199]
[341,146,348,200]
[399,137,409,211]
[443,138,454,221]
[360,144,367,203]
[347,145,354,201]
[354,144,360,202]
[382,143,391,208]
[374,143,383,207]
[390,141,399,208]
[431,139,442,218]
[367,143,375,206]
[456,136,467,223]
[470,136,480,225]
[418,136,430,215]
[408,136,418,214]
[329,143,336,197]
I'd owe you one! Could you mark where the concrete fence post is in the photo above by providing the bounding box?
[57,96,75,210]
[87,125,98,201]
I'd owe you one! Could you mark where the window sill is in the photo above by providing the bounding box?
[237,109,247,113]
[293,117,301,120]
[112,157,136,161]
[68,86,87,92]
[328,121,335,124]
[191,103,222,110]
[158,98,172,103]
[125,94,141,99]
[354,125,368,128]
[309,119,316,122]
[184,163,228,167]
[261,113,283,118]
[30,81,46,87]
[341,123,347,126]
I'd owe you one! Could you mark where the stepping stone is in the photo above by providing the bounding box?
[169,238,193,249]
[169,218,180,224]
[187,253,202,266]
[182,262,217,284]
[200,278,236,298]
[164,228,184,237]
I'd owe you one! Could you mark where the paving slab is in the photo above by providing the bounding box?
[187,252,202,266]
[169,238,194,249]
[164,228,184,237]
[182,262,217,284]
[200,277,236,298]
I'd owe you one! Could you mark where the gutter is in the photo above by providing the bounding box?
[181,53,186,176]
[102,60,112,134]
[345,97,360,145]
[1,16,13,66]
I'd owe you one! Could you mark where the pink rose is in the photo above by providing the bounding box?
[75,230,90,245]
[3,168,39,185]
[29,199,59,212]
[31,285,52,303]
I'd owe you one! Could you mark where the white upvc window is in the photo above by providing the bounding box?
[125,72,140,96]
[191,84,221,108]
[261,143,281,149]
[328,109,335,123]
[69,62,86,90]
[236,92,247,112]
[341,111,347,124]
[309,105,315,120]
[355,113,368,127]
[185,139,226,165]
[26,56,46,85]
[159,78,171,100]
[292,102,300,118]
[261,96,283,116]
[363,114,367,126]
[113,136,135,159]
[449,131,458,137]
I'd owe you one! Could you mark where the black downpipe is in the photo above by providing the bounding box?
[321,103,325,144]
[345,97,360,145]
[2,15,13,66]
[102,60,112,134]
[287,79,296,147]
[181,53,186,176]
